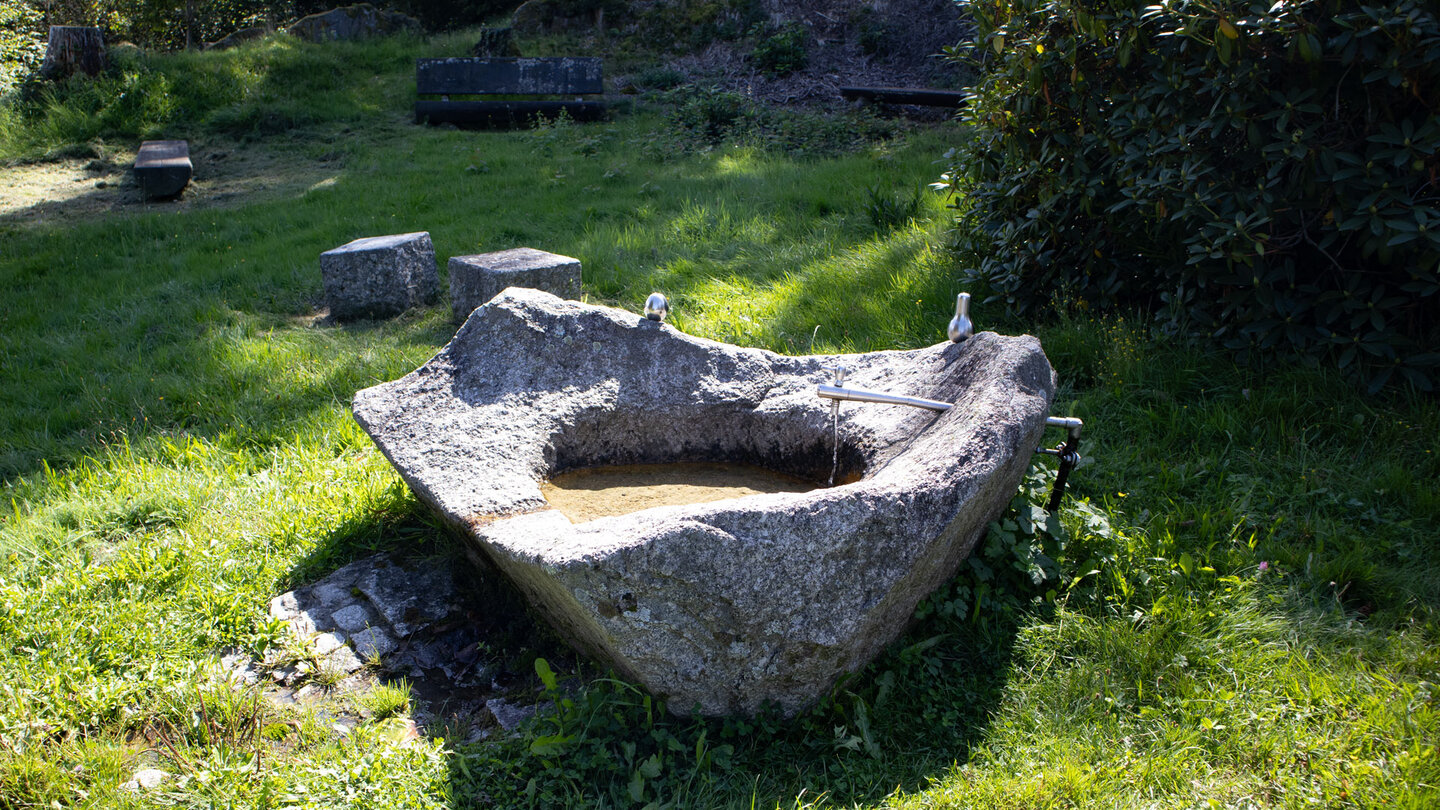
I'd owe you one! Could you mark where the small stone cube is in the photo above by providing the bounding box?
[321,232,439,320]
[449,247,581,322]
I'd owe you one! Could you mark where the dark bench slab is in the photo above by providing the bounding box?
[415,57,606,126]
[135,140,193,199]
[840,86,967,108]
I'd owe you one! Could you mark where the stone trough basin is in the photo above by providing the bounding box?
[352,289,1056,716]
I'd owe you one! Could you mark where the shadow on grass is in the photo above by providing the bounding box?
[438,599,1021,808]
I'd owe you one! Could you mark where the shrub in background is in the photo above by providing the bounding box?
[662,84,900,158]
[0,3,46,94]
[3,1,501,51]
[390,0,519,32]
[750,22,808,77]
[632,0,765,50]
[942,0,1440,391]
[23,1,295,50]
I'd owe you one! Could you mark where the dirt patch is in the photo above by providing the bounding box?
[0,134,347,228]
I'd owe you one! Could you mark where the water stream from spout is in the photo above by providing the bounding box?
[828,400,840,487]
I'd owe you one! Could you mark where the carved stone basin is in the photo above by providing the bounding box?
[352,288,1055,715]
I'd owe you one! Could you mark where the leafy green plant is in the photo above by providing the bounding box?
[851,7,894,58]
[915,469,1070,624]
[0,2,45,95]
[942,0,1440,391]
[632,64,688,91]
[750,22,808,77]
[863,183,925,232]
[666,84,759,144]
[448,658,736,805]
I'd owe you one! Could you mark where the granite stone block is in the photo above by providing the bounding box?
[448,247,581,322]
[321,232,438,321]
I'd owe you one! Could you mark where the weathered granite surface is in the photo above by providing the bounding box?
[288,4,420,43]
[448,248,582,322]
[205,26,268,51]
[352,289,1056,716]
[320,232,438,321]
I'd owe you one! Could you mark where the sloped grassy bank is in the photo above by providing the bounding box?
[1,30,1437,810]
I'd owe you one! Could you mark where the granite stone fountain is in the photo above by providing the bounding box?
[352,288,1056,716]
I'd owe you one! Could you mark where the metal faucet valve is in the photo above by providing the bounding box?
[948,292,974,342]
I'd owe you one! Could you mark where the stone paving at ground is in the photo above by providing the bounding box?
[217,552,543,745]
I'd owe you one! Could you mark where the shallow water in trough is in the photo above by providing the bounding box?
[541,461,819,523]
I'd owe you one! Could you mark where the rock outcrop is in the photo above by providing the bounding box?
[205,26,268,52]
[353,289,1055,715]
[288,4,421,43]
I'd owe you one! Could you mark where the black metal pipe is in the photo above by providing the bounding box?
[1039,417,1084,512]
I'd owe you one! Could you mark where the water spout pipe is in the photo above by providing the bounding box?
[816,384,953,412]
[815,382,1087,511]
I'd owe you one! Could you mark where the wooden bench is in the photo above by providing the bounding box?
[840,86,967,108]
[415,57,605,126]
[135,139,193,199]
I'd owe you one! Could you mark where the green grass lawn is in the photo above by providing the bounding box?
[1,31,1437,809]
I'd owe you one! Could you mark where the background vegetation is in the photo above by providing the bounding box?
[0,14,1437,810]
[944,0,1440,392]
[1,0,520,60]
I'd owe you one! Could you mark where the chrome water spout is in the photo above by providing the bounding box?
[816,364,953,412]
[816,384,953,412]
[947,292,974,342]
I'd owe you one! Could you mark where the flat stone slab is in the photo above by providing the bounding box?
[449,247,581,322]
[320,232,439,321]
[267,553,459,673]
[135,140,192,199]
[353,289,1056,716]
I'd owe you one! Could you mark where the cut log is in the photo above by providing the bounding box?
[40,26,106,80]
[135,140,193,200]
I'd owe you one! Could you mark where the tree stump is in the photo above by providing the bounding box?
[40,26,106,80]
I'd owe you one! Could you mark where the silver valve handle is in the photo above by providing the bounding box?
[948,292,974,342]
